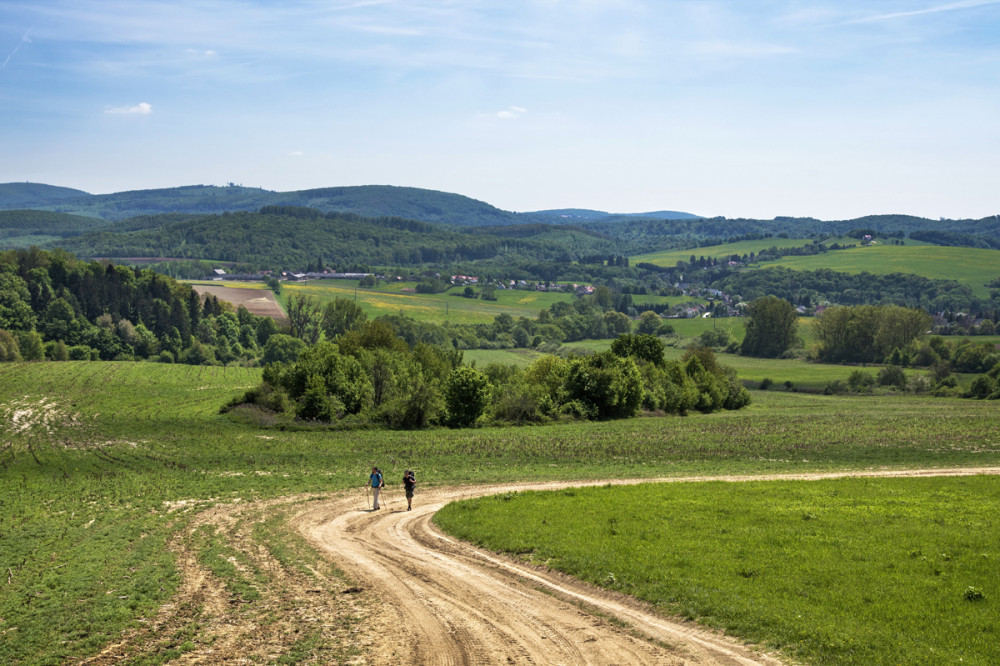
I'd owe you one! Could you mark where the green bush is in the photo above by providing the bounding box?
[564,351,642,420]
[445,365,490,427]
[877,365,907,389]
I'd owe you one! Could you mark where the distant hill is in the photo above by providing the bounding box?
[0,182,92,208]
[48,209,616,268]
[530,208,701,222]
[0,182,701,227]
[0,183,526,226]
[0,209,113,248]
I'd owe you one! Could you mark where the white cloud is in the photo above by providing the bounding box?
[845,0,1000,24]
[495,106,528,119]
[106,102,153,115]
[1,31,31,68]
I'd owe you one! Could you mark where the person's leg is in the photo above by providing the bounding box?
[372,486,380,509]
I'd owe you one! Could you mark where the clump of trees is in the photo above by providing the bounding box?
[813,305,932,364]
[227,331,750,429]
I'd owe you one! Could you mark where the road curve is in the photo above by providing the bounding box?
[293,468,1000,664]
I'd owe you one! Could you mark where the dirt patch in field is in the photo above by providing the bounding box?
[91,467,1000,664]
[191,284,287,324]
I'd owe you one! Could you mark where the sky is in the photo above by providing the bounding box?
[1,1,999,220]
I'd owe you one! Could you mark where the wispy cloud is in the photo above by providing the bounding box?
[106,102,153,115]
[845,0,1000,24]
[1,30,31,68]
[494,106,527,119]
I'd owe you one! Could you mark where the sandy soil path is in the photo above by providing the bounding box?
[289,467,1000,665]
[81,467,1000,664]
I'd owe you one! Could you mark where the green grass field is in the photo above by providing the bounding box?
[768,244,1000,298]
[436,476,999,665]
[281,280,574,324]
[632,238,1000,299]
[3,361,999,663]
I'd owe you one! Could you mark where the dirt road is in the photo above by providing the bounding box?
[84,467,1000,664]
[290,467,1000,665]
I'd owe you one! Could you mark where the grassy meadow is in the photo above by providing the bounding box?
[631,238,999,298]
[436,476,999,665]
[767,244,1000,298]
[281,280,574,323]
[632,237,823,267]
[3,361,999,663]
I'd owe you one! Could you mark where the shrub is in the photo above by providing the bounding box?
[68,345,97,361]
[905,374,931,394]
[823,380,848,395]
[759,378,773,390]
[967,375,998,400]
[847,369,876,392]
[876,365,906,389]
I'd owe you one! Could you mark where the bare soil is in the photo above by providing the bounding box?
[87,467,1000,664]
[191,284,287,323]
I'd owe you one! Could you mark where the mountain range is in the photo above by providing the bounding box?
[0,182,701,226]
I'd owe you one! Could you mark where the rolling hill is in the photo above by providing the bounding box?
[0,182,700,227]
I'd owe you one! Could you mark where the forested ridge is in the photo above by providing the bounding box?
[49,210,605,267]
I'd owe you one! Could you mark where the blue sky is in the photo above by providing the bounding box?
[1,1,998,220]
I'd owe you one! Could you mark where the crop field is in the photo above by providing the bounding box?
[280,280,575,323]
[188,281,287,322]
[436,475,999,665]
[2,361,999,663]
[767,244,1000,298]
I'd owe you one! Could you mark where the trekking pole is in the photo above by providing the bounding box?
[366,485,372,510]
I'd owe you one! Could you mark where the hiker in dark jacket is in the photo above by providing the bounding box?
[403,470,416,511]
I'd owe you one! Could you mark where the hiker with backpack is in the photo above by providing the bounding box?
[403,470,416,511]
[368,466,384,510]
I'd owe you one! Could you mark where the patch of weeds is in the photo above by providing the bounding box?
[277,631,324,664]
[190,525,261,603]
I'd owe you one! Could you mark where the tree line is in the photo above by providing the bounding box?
[0,247,280,364]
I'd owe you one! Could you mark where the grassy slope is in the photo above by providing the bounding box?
[767,244,1000,298]
[280,280,575,324]
[436,476,999,665]
[2,361,1000,662]
[631,237,821,267]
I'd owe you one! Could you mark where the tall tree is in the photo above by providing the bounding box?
[740,296,798,358]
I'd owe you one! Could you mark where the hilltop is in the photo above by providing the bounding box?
[0,182,701,226]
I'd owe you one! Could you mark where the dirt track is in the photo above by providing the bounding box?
[82,467,1000,664]
[289,467,1000,665]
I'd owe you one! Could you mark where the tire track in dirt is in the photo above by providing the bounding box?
[294,468,1000,664]
[83,467,999,664]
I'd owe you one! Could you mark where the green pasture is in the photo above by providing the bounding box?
[3,361,1000,663]
[436,475,999,665]
[767,244,1000,298]
[632,237,824,267]
[281,280,573,324]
